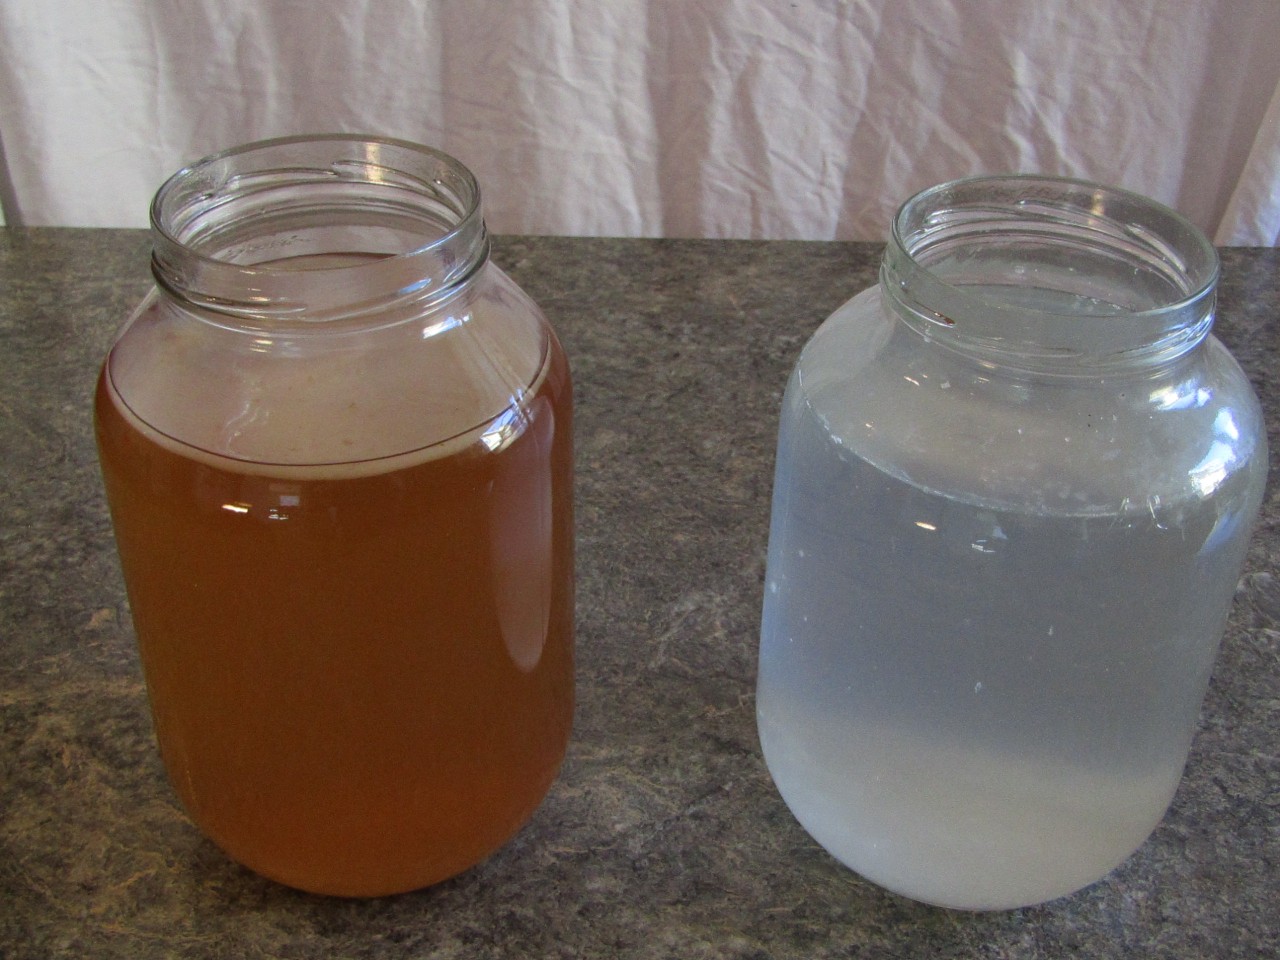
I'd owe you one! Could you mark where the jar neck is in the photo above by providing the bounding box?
[149,135,489,330]
[880,175,1219,375]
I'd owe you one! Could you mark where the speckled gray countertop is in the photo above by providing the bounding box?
[2,230,1277,959]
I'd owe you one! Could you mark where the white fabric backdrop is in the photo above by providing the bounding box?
[2,0,1279,244]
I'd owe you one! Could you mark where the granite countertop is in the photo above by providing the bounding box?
[1,230,1277,959]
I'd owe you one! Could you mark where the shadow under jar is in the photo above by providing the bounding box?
[95,136,574,897]
[757,175,1267,910]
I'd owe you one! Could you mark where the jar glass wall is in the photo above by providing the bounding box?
[757,175,1268,910]
[95,136,574,897]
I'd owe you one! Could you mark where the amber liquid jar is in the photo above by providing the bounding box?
[95,136,574,896]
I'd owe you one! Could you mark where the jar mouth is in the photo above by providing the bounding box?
[883,175,1220,370]
[150,134,489,327]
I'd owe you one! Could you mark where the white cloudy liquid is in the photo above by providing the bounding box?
[757,376,1256,910]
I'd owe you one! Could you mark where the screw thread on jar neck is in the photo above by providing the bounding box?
[880,175,1220,375]
[149,135,489,330]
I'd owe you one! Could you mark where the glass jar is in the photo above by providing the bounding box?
[756,175,1268,910]
[94,136,574,897]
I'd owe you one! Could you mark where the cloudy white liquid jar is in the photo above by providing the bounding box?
[757,176,1268,910]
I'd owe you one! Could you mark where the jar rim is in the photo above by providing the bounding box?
[883,174,1220,371]
[148,134,488,327]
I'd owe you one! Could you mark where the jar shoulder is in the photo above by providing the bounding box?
[103,264,557,466]
[784,289,1267,515]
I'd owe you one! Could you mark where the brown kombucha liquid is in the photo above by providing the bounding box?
[94,347,573,897]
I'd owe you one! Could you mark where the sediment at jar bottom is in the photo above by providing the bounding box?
[93,348,574,897]
[758,712,1181,910]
